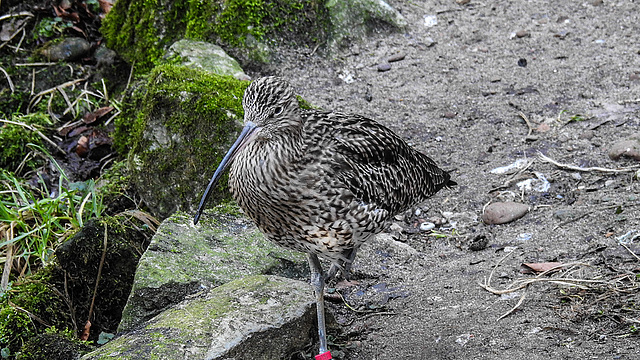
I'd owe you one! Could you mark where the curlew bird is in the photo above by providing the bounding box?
[194,77,455,360]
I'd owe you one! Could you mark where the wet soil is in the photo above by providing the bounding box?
[252,0,640,358]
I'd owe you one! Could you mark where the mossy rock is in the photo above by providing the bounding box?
[114,64,247,218]
[165,39,249,80]
[0,271,72,358]
[17,331,91,360]
[54,216,154,343]
[101,0,330,72]
[117,210,307,332]
[0,215,152,359]
[83,275,317,360]
[325,0,408,50]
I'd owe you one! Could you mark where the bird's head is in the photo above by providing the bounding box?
[193,76,301,224]
[243,76,301,130]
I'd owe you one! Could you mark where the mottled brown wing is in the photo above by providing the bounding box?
[304,111,454,215]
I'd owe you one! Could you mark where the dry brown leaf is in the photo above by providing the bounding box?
[82,106,113,124]
[76,135,89,156]
[520,262,564,274]
[98,0,115,14]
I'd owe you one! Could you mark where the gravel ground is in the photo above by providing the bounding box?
[249,0,640,358]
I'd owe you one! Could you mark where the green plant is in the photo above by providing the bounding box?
[33,17,72,40]
[86,0,101,14]
[0,145,104,278]
[568,114,585,122]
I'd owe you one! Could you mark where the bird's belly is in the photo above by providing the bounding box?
[231,180,389,262]
[229,152,390,262]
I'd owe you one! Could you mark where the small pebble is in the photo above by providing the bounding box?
[536,123,551,132]
[40,37,91,61]
[94,45,117,68]
[578,130,594,139]
[517,58,528,67]
[515,30,530,38]
[377,63,391,72]
[443,112,457,119]
[423,37,436,47]
[420,222,435,231]
[424,15,437,28]
[554,30,569,39]
[482,202,529,225]
[608,137,640,161]
[389,223,404,233]
[388,53,406,63]
[468,234,489,251]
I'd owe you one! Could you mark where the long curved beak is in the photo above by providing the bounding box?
[193,121,257,224]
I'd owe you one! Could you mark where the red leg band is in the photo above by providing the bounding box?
[315,351,332,360]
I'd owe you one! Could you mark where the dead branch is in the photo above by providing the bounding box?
[538,152,640,173]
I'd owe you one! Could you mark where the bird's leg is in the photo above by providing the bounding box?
[307,253,332,359]
[326,247,359,281]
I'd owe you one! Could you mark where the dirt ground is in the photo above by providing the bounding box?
[250,1,640,358]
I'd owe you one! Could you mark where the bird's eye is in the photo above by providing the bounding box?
[273,106,284,116]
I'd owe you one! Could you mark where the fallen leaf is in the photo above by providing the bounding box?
[0,18,27,42]
[99,0,115,14]
[76,135,89,156]
[520,262,564,274]
[67,125,91,138]
[82,106,114,124]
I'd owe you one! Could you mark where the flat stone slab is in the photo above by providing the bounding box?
[118,210,307,331]
[82,275,316,360]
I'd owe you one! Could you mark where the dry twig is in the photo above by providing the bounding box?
[0,66,15,93]
[538,152,640,173]
[518,111,534,139]
[620,243,640,262]
[479,259,627,321]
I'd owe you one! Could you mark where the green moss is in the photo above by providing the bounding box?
[0,271,72,358]
[114,64,247,155]
[96,160,133,207]
[208,0,328,47]
[0,113,51,171]
[101,0,171,72]
[101,0,329,73]
[16,329,91,360]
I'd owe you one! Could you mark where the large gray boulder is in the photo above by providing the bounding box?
[118,210,307,332]
[82,275,317,360]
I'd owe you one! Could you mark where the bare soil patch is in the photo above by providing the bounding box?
[253,0,640,358]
